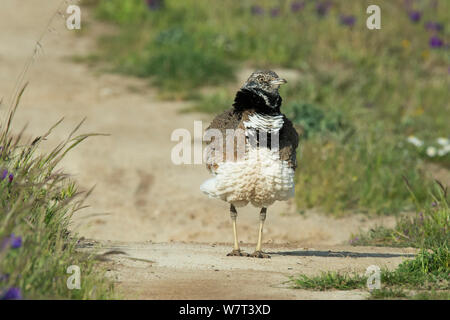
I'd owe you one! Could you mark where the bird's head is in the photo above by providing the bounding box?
[241,70,287,96]
[233,70,287,114]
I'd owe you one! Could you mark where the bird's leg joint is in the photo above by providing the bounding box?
[259,207,267,221]
[230,204,237,220]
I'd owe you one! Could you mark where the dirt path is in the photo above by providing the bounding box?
[80,240,416,300]
[0,0,413,299]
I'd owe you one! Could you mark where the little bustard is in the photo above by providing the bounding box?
[201,70,299,258]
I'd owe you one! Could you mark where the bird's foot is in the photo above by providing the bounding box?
[227,249,250,257]
[249,251,271,259]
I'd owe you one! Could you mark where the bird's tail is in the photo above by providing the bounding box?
[200,178,219,198]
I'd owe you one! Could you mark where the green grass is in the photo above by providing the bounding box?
[141,27,235,93]
[0,87,115,299]
[181,90,233,114]
[294,126,434,215]
[291,245,449,299]
[292,189,449,299]
[368,287,409,299]
[351,182,449,247]
[409,290,450,300]
[383,246,448,287]
[292,271,367,291]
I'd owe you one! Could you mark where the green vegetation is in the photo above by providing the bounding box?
[292,185,449,299]
[91,0,236,96]
[351,182,449,248]
[291,245,449,299]
[142,27,235,92]
[285,102,348,139]
[0,87,115,299]
[292,271,367,291]
[181,90,232,114]
[294,127,433,214]
[87,0,449,215]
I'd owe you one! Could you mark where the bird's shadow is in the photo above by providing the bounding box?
[267,250,415,258]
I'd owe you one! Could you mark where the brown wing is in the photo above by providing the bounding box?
[278,115,299,170]
[205,110,299,172]
[204,109,244,173]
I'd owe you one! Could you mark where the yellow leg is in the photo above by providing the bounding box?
[232,216,239,251]
[227,204,249,257]
[255,218,265,252]
[251,208,270,258]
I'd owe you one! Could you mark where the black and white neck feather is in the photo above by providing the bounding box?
[233,88,282,116]
[233,87,285,149]
[232,70,287,140]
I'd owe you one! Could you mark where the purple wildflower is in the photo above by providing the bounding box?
[316,1,331,17]
[251,5,264,16]
[270,8,280,18]
[1,287,22,300]
[419,212,424,221]
[431,201,438,207]
[340,15,356,27]
[8,173,13,183]
[425,21,443,32]
[429,36,443,48]
[145,0,164,10]
[1,233,22,250]
[408,11,421,23]
[349,236,359,244]
[291,1,305,13]
[10,235,21,249]
[1,169,7,180]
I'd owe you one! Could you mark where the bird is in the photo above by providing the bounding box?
[200,70,299,258]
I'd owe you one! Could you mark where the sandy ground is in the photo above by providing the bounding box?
[79,240,417,300]
[0,0,421,299]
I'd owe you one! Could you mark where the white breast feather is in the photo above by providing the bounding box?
[243,113,284,133]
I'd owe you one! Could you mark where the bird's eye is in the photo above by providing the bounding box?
[257,75,264,81]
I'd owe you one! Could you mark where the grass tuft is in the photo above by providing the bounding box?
[351,182,449,247]
[291,241,449,299]
[0,87,115,299]
[291,271,366,291]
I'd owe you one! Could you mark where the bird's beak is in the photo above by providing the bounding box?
[270,78,287,85]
